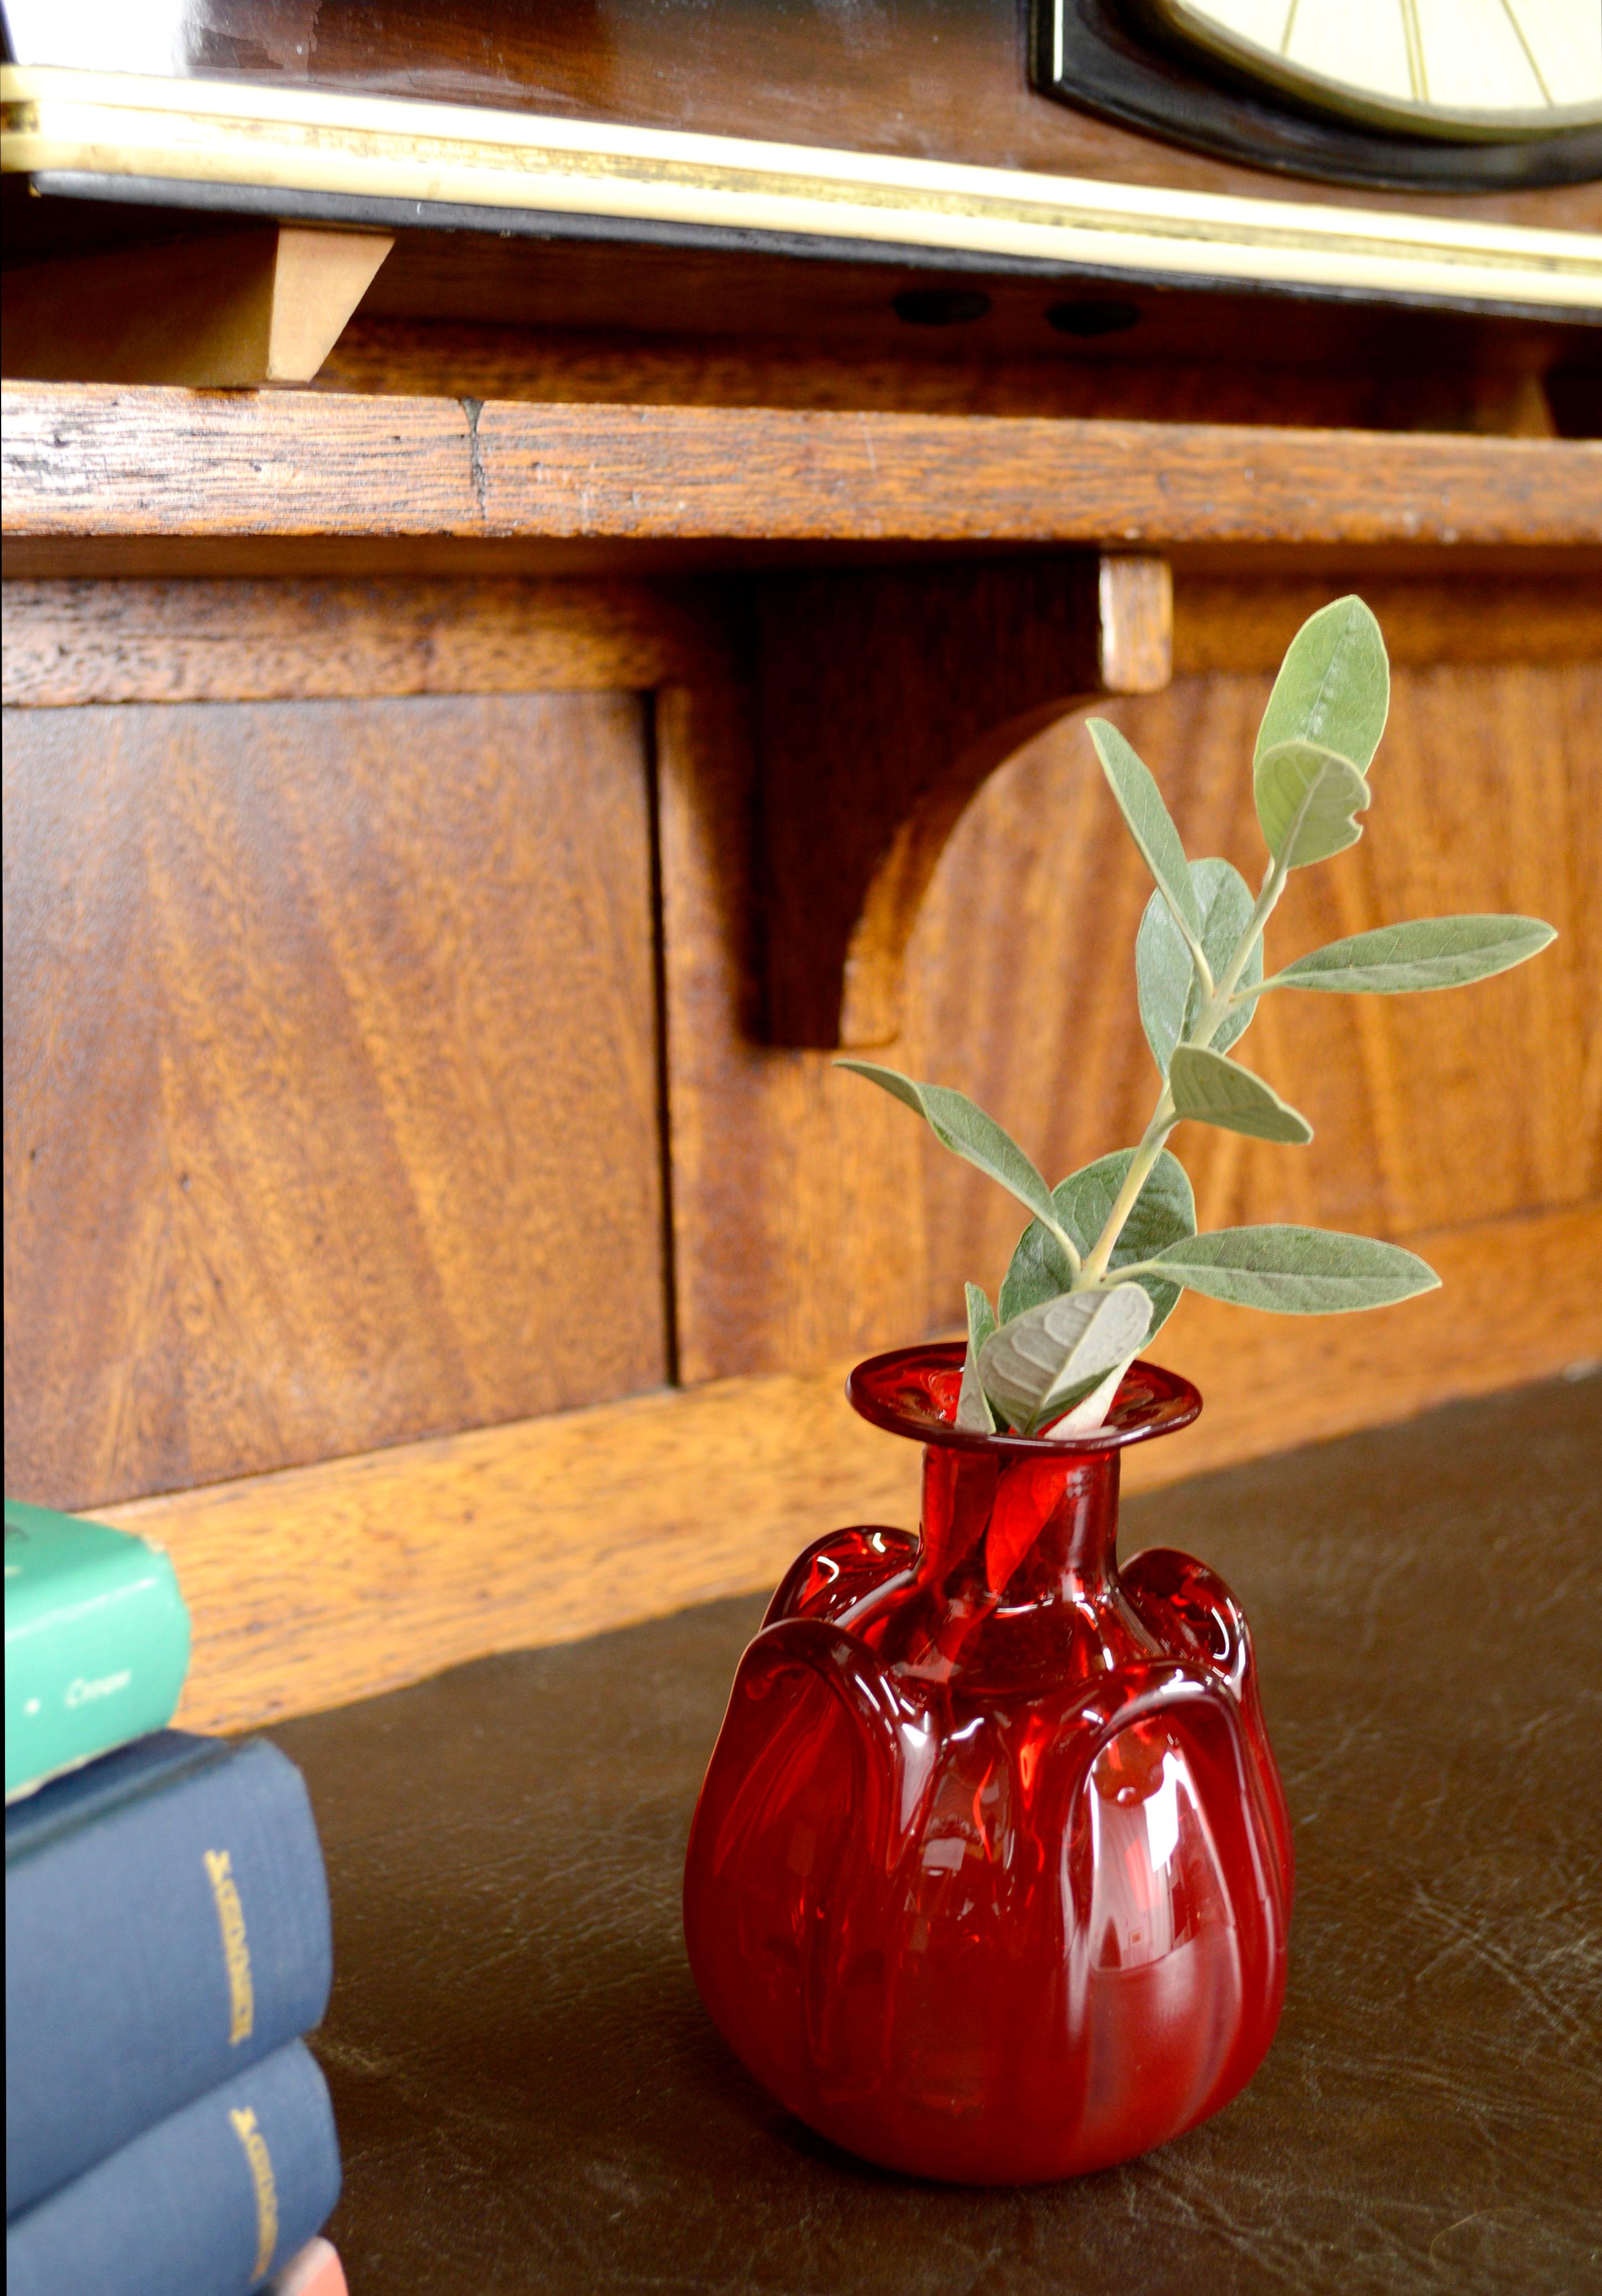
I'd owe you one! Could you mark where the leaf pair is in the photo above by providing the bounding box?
[1250,597,1390,869]
[1093,726,1283,1130]
[1096,595,1386,902]
[1126,826,1299,1138]
[964,1149,1196,1435]
[1255,595,1389,776]
[1136,858,1260,1075]
[1115,774,1306,1132]
[988,1224,1442,1395]
[962,1213,1439,1428]
[1102,600,1390,1136]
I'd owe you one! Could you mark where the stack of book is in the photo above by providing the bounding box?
[6,1499,346,2296]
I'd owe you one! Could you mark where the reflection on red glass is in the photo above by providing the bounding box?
[682,1344,1292,2183]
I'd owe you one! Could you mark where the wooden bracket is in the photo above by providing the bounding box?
[755,552,1172,1048]
[1,224,393,387]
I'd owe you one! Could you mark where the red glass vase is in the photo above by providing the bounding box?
[682,1343,1293,2184]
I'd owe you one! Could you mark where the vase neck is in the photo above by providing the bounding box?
[917,1443,1122,1611]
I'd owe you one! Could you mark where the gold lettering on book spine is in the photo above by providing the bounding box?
[228,2106,280,2282]
[204,1848,255,2044]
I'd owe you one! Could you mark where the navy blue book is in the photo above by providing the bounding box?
[7,2038,341,2296]
[6,1731,332,2216]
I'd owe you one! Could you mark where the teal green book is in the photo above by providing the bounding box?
[4,1499,191,1803]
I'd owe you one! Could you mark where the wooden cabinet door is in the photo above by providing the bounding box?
[4,689,666,1509]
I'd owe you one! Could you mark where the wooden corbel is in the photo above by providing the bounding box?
[1,224,392,387]
[755,553,1172,1048]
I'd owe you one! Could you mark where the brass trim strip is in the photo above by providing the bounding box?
[2,65,1599,313]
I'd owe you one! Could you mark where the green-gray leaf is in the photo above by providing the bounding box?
[957,1283,998,1432]
[998,1220,1077,1329]
[835,1061,1062,1236]
[1086,718,1200,936]
[1134,885,1192,1080]
[1169,1045,1312,1144]
[979,1283,1153,1434]
[1136,858,1262,1074]
[1255,739,1370,869]
[1254,595,1389,775]
[999,1149,1194,1341]
[1149,1226,1439,1313]
[1044,1357,1133,1440]
[1264,915,1557,996]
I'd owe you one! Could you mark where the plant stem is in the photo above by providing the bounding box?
[1190,854,1288,1049]
[1045,1218,1083,1278]
[1076,773,1328,1283]
[1164,893,1215,1005]
[1076,1090,1175,1286]
[1077,858,1290,1282]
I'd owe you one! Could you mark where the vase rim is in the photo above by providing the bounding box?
[847,1341,1200,1458]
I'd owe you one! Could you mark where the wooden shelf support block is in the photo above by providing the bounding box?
[2,226,393,388]
[756,552,1172,1047]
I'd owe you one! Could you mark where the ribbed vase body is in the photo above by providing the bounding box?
[683,1347,1292,2183]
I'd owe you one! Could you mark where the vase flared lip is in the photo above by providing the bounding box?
[848,1340,1200,1458]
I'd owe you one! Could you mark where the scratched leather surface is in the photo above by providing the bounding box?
[271,1373,1602,2296]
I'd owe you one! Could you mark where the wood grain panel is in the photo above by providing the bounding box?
[6,386,1598,569]
[3,691,665,1509]
[88,1199,1602,1736]
[0,577,725,706]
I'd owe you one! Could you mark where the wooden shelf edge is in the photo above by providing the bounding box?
[89,1197,1602,1738]
[5,383,1600,562]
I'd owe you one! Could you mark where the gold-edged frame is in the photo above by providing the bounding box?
[3,64,1599,317]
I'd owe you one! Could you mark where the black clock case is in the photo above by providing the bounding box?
[1034,0,1602,192]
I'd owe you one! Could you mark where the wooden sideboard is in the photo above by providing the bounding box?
[3,14,1599,1733]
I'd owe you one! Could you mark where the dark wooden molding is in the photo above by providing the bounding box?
[756,553,1172,1047]
[0,575,726,706]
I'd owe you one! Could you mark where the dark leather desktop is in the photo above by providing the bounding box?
[273,1373,1602,2295]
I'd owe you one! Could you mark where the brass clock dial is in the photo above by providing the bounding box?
[1152,0,1602,142]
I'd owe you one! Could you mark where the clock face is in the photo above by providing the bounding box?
[1034,0,1602,188]
[1152,0,1602,142]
